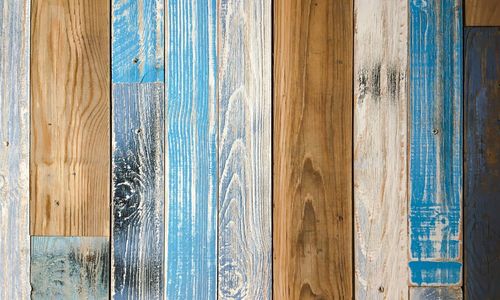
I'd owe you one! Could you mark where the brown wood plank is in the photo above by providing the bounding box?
[30,0,110,236]
[273,0,353,298]
[466,0,500,26]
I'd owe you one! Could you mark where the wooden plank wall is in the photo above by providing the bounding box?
[273,0,353,298]
[464,27,500,299]
[465,0,500,26]
[0,0,30,298]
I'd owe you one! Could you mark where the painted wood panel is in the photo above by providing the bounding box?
[410,287,462,300]
[218,0,271,298]
[354,0,408,298]
[0,0,30,298]
[165,1,217,299]
[464,27,500,299]
[465,0,500,26]
[408,0,463,287]
[31,0,110,236]
[31,236,109,299]
[112,83,164,299]
[112,0,164,83]
[273,0,353,298]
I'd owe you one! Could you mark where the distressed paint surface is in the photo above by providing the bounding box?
[112,83,164,299]
[409,0,463,286]
[112,0,164,83]
[0,0,30,298]
[165,0,217,299]
[464,27,500,299]
[354,0,408,298]
[218,0,271,298]
[31,237,109,300]
[410,287,462,300]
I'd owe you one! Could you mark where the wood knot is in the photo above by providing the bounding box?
[378,286,384,293]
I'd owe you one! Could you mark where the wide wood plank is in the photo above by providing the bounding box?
[218,0,272,298]
[30,0,110,236]
[0,0,30,298]
[31,236,109,299]
[465,0,500,26]
[410,287,462,300]
[112,83,164,299]
[273,0,353,298]
[464,27,500,299]
[165,0,217,299]
[354,0,408,298]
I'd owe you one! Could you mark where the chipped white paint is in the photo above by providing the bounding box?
[410,287,463,300]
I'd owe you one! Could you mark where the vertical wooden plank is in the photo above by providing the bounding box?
[30,0,110,236]
[410,287,463,299]
[354,0,408,298]
[273,0,353,298]
[465,0,500,26]
[218,0,271,298]
[0,0,30,298]
[409,0,463,288]
[31,237,109,299]
[464,27,500,299]
[112,83,164,299]
[165,1,217,299]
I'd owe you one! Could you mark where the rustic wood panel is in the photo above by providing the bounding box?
[354,0,408,298]
[31,236,109,299]
[30,0,110,236]
[410,287,463,300]
[0,0,30,298]
[273,0,353,298]
[165,0,217,299]
[218,0,271,298]
[408,0,463,287]
[465,0,500,26]
[112,83,164,299]
[464,27,500,299]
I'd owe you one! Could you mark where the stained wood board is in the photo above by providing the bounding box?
[465,0,500,26]
[410,287,463,300]
[0,0,30,298]
[30,0,110,236]
[273,0,353,298]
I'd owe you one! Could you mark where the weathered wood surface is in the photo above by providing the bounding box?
[464,27,500,299]
[218,0,271,298]
[31,236,109,300]
[465,0,500,26]
[409,0,463,287]
[0,0,30,298]
[112,0,164,83]
[112,83,164,299]
[165,0,217,299]
[410,287,463,300]
[273,0,353,298]
[354,0,408,298]
[31,0,110,236]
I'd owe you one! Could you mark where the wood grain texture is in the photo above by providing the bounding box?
[112,83,164,299]
[354,0,408,298]
[273,0,353,298]
[165,0,217,299]
[409,0,463,286]
[410,287,462,300]
[31,236,109,300]
[0,0,30,298]
[218,0,271,298]
[464,27,500,299]
[465,0,500,26]
[31,0,110,236]
[112,0,164,83]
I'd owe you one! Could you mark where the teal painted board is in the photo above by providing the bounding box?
[409,0,463,286]
[112,0,164,83]
[112,83,164,299]
[410,287,462,300]
[31,237,109,300]
[218,0,272,298]
[0,0,30,298]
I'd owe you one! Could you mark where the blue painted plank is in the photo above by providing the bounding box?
[410,287,462,299]
[409,262,462,286]
[409,0,463,286]
[165,1,217,298]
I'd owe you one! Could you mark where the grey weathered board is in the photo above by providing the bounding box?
[31,236,109,299]
[0,0,30,298]
[112,83,164,299]
[410,287,463,300]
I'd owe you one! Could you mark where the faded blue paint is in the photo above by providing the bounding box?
[409,0,463,285]
[165,0,217,299]
[409,262,462,286]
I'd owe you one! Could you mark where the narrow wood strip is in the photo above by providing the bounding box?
[273,0,353,298]
[112,83,164,299]
[409,0,463,286]
[465,0,500,26]
[464,27,500,299]
[410,287,463,300]
[218,0,272,298]
[0,0,30,298]
[31,236,109,299]
[354,0,408,298]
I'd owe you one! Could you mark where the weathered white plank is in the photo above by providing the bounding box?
[410,287,462,300]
